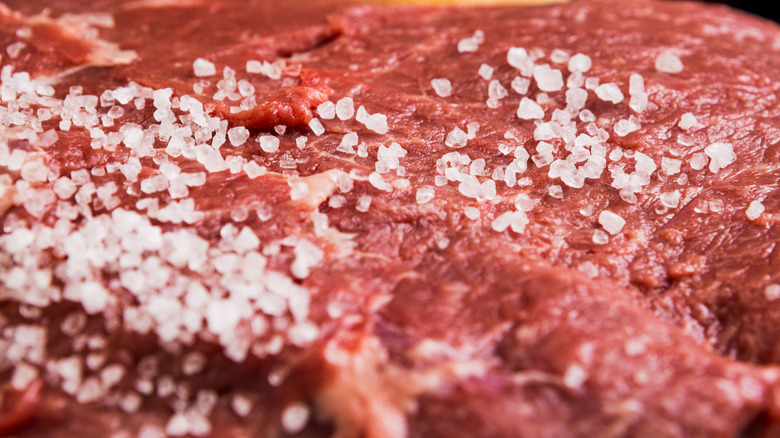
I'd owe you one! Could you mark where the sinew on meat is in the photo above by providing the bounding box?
[3,0,780,436]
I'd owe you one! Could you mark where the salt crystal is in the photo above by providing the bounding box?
[289,178,310,200]
[579,109,595,122]
[598,210,626,235]
[431,78,452,97]
[661,157,682,175]
[227,127,250,146]
[100,364,125,388]
[445,127,469,148]
[659,190,681,209]
[567,53,592,73]
[11,363,38,390]
[679,113,698,130]
[690,152,708,170]
[317,101,336,119]
[309,118,325,136]
[231,394,254,417]
[36,129,59,148]
[478,64,494,80]
[416,187,435,204]
[511,76,530,95]
[337,132,359,154]
[457,30,484,53]
[550,49,570,63]
[488,80,508,102]
[548,184,563,198]
[6,41,26,58]
[655,52,684,73]
[355,106,368,124]
[765,284,780,301]
[368,172,393,192]
[258,135,280,153]
[122,126,144,149]
[193,58,216,77]
[566,87,588,112]
[182,352,206,376]
[53,177,77,199]
[281,402,310,434]
[629,74,645,96]
[335,97,355,120]
[491,211,513,232]
[507,47,534,76]
[533,64,564,92]
[296,136,308,150]
[614,117,640,137]
[246,60,262,73]
[356,195,372,212]
[516,97,544,120]
[119,158,142,183]
[243,161,266,179]
[746,200,765,221]
[140,174,169,193]
[592,229,609,245]
[704,142,736,173]
[514,193,535,212]
[21,159,49,183]
[595,83,624,104]
[364,113,389,134]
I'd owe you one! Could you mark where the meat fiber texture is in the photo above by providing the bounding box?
[2,0,780,437]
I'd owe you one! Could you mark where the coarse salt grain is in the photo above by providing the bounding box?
[478,64,494,80]
[507,47,534,76]
[416,187,435,204]
[659,190,681,209]
[746,200,765,220]
[567,53,592,73]
[308,118,325,136]
[595,83,624,104]
[765,284,780,301]
[258,135,280,153]
[592,229,609,245]
[193,58,216,77]
[445,127,469,148]
[368,172,393,192]
[335,97,355,120]
[281,402,310,434]
[356,195,372,212]
[431,78,452,97]
[533,64,564,92]
[614,117,640,137]
[661,157,682,175]
[227,127,249,146]
[511,76,530,95]
[317,101,336,120]
[704,142,736,173]
[457,30,484,53]
[655,52,684,73]
[517,97,544,120]
[598,210,626,235]
[690,152,708,170]
[53,177,77,199]
[679,112,697,130]
[364,113,389,134]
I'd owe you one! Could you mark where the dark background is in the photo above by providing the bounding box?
[710,1,779,23]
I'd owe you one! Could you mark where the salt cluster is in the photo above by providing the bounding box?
[458,30,485,53]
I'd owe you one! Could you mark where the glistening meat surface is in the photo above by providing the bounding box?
[3,0,780,437]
